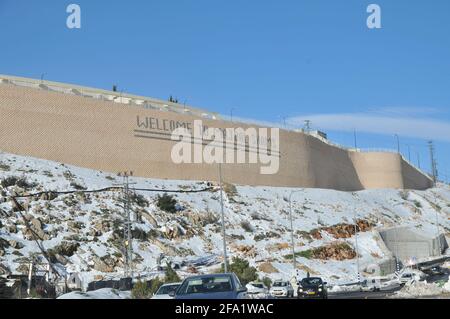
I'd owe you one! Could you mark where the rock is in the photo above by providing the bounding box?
[31,218,41,230]
[235,245,256,258]
[49,241,80,257]
[53,254,69,265]
[88,228,102,237]
[152,239,178,256]
[312,242,356,261]
[141,211,158,228]
[8,240,24,249]
[320,220,374,239]
[40,192,58,201]
[94,221,111,233]
[94,275,104,281]
[163,224,184,240]
[16,263,30,275]
[0,263,10,276]
[0,237,9,249]
[67,221,84,231]
[258,262,279,274]
[92,256,115,273]
[7,225,17,234]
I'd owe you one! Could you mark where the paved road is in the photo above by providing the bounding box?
[328,288,401,299]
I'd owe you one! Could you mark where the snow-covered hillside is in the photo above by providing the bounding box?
[0,151,449,289]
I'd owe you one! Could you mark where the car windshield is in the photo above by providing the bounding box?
[251,283,264,288]
[156,284,180,295]
[273,282,287,287]
[301,278,322,286]
[177,276,234,295]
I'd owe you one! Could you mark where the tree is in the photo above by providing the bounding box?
[165,263,181,283]
[262,277,272,289]
[131,280,152,299]
[220,257,258,285]
[156,193,178,213]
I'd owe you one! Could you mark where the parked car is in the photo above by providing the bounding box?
[297,277,328,299]
[269,280,294,298]
[246,281,269,297]
[172,273,248,299]
[151,282,181,299]
[423,266,446,276]
[361,278,381,292]
[398,271,424,285]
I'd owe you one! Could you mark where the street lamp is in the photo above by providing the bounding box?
[288,189,303,276]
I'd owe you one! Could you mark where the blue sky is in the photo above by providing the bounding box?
[0,1,449,182]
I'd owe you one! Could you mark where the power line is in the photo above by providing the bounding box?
[11,185,215,199]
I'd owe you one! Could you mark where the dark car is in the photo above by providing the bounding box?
[171,273,248,299]
[297,277,328,299]
[423,266,446,276]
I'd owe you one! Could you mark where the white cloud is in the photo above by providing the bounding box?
[366,106,443,116]
[286,113,450,142]
[221,107,450,143]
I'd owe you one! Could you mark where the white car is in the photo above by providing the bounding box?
[151,282,181,299]
[245,282,269,297]
[269,280,295,298]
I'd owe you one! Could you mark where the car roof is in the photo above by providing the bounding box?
[160,282,182,286]
[183,273,234,280]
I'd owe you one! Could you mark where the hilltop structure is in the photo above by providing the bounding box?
[0,74,433,190]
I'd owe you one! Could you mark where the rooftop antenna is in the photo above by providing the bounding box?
[304,120,311,133]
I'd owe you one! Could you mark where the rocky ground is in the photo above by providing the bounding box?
[0,151,449,290]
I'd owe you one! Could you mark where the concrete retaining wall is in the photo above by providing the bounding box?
[0,81,433,190]
[379,227,448,262]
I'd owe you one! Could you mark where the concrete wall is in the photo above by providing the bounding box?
[379,227,448,262]
[0,82,433,190]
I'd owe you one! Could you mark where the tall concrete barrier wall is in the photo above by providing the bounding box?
[0,80,433,190]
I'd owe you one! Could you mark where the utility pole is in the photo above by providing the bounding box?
[395,134,400,154]
[27,262,33,296]
[289,190,304,278]
[118,171,134,279]
[417,152,421,169]
[428,141,438,184]
[230,108,235,123]
[353,129,358,149]
[407,145,411,162]
[278,116,287,129]
[432,191,441,256]
[218,163,228,272]
[352,193,361,287]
